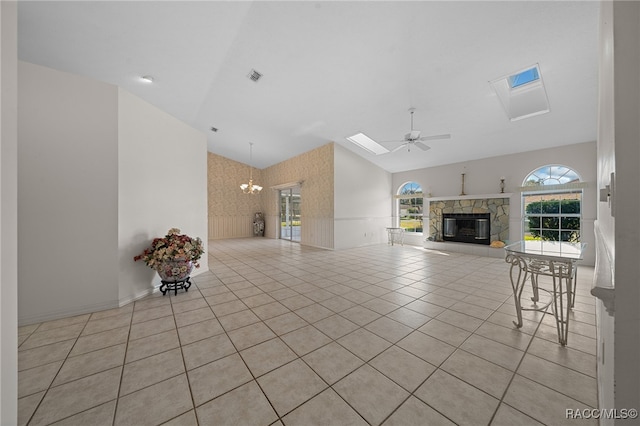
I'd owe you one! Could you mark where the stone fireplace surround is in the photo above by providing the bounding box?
[428,195,510,243]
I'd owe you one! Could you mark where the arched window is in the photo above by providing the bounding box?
[523,165,581,186]
[397,182,423,233]
[522,165,582,242]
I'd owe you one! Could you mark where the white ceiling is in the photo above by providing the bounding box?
[17,1,600,173]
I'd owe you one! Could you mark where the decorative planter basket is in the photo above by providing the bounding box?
[157,260,193,283]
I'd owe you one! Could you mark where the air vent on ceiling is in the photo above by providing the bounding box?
[248,69,263,82]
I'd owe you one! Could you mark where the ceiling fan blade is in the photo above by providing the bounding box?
[419,133,451,142]
[391,143,408,153]
[414,141,431,151]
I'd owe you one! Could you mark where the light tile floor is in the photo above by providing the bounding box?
[18,239,599,425]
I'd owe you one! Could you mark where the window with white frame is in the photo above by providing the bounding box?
[397,182,423,233]
[522,165,582,242]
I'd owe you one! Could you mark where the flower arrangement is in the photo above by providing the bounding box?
[134,228,204,271]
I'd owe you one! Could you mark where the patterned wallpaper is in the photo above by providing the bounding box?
[207,152,263,238]
[207,152,263,215]
[207,143,335,246]
[262,143,334,218]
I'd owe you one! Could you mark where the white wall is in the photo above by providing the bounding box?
[118,88,208,303]
[392,142,597,265]
[1,1,18,423]
[334,143,392,249]
[612,3,640,415]
[18,63,209,324]
[596,2,640,418]
[18,61,120,324]
[594,1,616,418]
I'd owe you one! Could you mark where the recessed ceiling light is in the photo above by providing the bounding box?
[346,132,389,155]
[140,75,154,83]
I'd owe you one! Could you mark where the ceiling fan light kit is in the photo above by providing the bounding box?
[382,108,451,154]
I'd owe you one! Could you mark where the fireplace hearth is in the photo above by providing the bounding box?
[442,213,491,245]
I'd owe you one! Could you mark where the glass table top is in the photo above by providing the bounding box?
[504,240,585,260]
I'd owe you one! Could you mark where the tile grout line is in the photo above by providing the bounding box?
[378,308,496,426]
[110,305,136,426]
[233,266,373,424]
[20,241,597,426]
[166,289,200,425]
[486,302,549,425]
[194,276,284,424]
[24,315,92,426]
[207,264,397,423]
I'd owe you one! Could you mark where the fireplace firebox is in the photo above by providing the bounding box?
[442,213,490,245]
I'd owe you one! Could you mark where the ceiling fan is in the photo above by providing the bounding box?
[382,108,451,153]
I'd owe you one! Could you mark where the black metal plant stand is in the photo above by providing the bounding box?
[160,277,192,296]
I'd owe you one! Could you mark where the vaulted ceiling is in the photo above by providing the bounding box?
[18,1,599,173]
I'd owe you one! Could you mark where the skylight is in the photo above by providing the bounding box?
[346,133,389,155]
[490,64,550,121]
[508,67,539,88]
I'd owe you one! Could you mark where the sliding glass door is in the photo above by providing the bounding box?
[279,186,301,242]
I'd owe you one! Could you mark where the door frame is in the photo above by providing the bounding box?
[278,185,301,242]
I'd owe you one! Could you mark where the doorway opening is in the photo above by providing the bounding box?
[279,186,301,242]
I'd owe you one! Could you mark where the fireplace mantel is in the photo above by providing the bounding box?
[426,193,513,202]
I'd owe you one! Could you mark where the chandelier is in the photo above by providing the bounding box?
[240,143,262,194]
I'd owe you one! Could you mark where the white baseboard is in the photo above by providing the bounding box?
[19,270,216,326]
[18,299,120,326]
[117,286,158,308]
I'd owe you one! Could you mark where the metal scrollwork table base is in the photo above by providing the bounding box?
[160,277,192,296]
[504,241,585,346]
[386,227,405,246]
